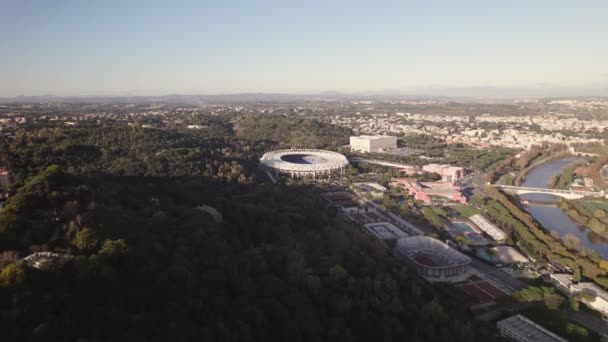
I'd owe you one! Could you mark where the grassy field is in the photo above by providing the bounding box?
[451,205,480,218]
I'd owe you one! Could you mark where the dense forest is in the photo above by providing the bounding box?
[0,116,484,341]
[236,115,351,148]
[2,123,253,184]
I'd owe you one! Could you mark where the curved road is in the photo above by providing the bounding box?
[563,309,608,336]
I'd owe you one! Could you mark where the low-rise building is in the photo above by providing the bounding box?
[350,135,397,153]
[351,182,387,198]
[391,178,467,204]
[497,314,567,342]
[549,273,608,317]
[469,214,506,241]
[422,164,465,183]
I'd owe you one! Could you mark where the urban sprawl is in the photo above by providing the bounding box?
[1,97,608,341]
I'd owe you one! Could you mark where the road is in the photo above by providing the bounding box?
[470,258,526,293]
[563,309,608,336]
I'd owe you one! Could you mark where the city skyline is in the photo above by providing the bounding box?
[2,0,608,97]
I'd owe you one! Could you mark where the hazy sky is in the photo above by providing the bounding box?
[2,0,608,96]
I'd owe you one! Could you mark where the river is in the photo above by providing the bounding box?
[520,157,608,259]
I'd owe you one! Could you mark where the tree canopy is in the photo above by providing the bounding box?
[0,115,485,341]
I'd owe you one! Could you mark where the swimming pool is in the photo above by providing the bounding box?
[451,222,476,234]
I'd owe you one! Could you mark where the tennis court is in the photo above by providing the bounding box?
[456,280,506,304]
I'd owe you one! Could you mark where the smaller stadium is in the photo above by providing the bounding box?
[395,236,471,282]
[260,149,349,179]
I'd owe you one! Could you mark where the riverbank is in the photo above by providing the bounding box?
[514,151,572,186]
[484,184,608,290]
[555,198,608,239]
[518,157,608,260]
[543,158,608,239]
[546,159,585,190]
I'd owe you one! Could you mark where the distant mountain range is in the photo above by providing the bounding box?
[0,93,338,104]
[0,93,436,105]
[1,88,607,104]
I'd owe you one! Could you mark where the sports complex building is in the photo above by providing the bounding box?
[497,314,567,342]
[260,149,349,179]
[395,236,471,282]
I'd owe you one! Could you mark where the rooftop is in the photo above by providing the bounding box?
[352,182,387,192]
[575,282,608,301]
[350,135,396,141]
[497,314,567,342]
[550,273,608,301]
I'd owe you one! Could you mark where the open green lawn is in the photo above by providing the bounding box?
[451,205,480,218]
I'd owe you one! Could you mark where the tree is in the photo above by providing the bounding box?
[469,193,484,207]
[329,264,349,286]
[0,262,27,287]
[0,250,19,268]
[514,286,544,302]
[514,286,565,310]
[98,239,128,258]
[543,293,565,310]
[573,266,582,283]
[502,173,514,186]
[73,228,99,252]
[569,298,580,311]
[563,234,582,252]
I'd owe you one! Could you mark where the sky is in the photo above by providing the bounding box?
[1,0,608,97]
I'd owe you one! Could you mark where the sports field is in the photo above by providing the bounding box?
[445,221,491,246]
[456,280,505,304]
[413,254,438,267]
[321,192,359,207]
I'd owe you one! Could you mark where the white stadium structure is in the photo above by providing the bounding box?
[395,236,471,282]
[260,149,349,179]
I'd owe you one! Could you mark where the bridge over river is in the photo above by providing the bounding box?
[491,184,606,200]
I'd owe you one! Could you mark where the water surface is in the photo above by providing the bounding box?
[520,157,608,259]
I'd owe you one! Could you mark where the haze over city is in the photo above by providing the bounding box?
[2,0,608,97]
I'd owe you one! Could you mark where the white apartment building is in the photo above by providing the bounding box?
[350,135,397,153]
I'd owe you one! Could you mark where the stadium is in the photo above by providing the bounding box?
[260,149,349,178]
[395,236,471,282]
